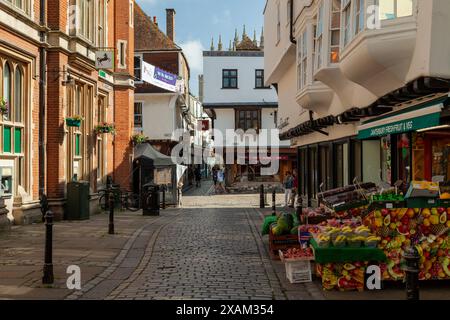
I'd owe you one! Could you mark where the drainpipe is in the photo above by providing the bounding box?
[290,0,296,45]
[39,0,46,196]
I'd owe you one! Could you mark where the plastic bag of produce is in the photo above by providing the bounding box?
[261,215,278,236]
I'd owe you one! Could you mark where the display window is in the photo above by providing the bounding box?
[396,133,412,184]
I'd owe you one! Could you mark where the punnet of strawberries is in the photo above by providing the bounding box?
[282,247,314,259]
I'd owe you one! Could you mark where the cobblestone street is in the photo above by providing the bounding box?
[2,181,450,300]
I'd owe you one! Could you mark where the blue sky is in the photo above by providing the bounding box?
[135,0,267,96]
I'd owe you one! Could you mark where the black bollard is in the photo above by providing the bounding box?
[42,211,54,285]
[162,186,166,210]
[403,246,420,300]
[272,189,276,216]
[259,184,265,209]
[108,192,115,235]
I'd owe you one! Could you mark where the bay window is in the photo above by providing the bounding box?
[378,0,413,20]
[98,0,108,47]
[314,4,324,72]
[78,0,95,42]
[342,0,352,47]
[297,29,308,90]
[353,0,365,35]
[330,0,341,63]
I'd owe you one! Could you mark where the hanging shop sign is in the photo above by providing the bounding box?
[95,50,114,69]
[357,103,443,139]
[141,61,180,93]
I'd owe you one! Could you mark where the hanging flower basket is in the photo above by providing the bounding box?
[95,123,116,135]
[132,133,148,145]
[0,98,8,115]
[65,115,84,127]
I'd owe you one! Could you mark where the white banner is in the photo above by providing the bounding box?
[142,61,181,93]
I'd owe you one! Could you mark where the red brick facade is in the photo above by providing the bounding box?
[0,0,135,223]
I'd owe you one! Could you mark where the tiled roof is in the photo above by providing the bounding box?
[236,35,260,51]
[134,4,180,51]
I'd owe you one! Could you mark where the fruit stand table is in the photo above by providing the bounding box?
[310,239,387,264]
[310,239,386,291]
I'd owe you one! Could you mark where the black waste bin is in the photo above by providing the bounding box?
[66,181,90,220]
[142,183,160,216]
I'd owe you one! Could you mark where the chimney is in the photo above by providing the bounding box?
[166,8,176,42]
[153,16,158,26]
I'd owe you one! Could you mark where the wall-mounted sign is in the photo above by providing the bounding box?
[95,50,114,69]
[141,61,180,93]
[198,120,209,131]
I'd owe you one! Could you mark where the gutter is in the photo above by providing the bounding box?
[290,0,296,45]
[38,0,46,196]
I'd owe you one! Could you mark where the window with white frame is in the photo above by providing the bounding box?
[129,0,134,27]
[276,2,281,43]
[97,0,108,47]
[134,56,141,80]
[330,0,341,63]
[78,0,95,42]
[342,0,352,47]
[118,40,127,69]
[353,0,365,35]
[134,102,143,128]
[2,0,31,15]
[1,59,26,194]
[297,29,308,90]
[377,0,413,20]
[314,4,324,72]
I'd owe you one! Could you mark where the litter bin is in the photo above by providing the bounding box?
[66,181,90,220]
[142,183,160,216]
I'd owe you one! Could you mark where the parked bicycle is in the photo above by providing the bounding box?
[98,187,140,212]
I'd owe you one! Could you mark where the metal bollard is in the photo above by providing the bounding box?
[108,192,115,235]
[259,184,265,209]
[403,246,420,300]
[272,189,276,216]
[42,211,54,285]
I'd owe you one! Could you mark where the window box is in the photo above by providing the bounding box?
[95,123,116,135]
[0,98,8,115]
[132,133,148,145]
[66,116,84,128]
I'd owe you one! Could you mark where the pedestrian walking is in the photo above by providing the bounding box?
[212,167,218,187]
[216,168,226,194]
[194,166,202,188]
[177,181,184,207]
[283,171,294,207]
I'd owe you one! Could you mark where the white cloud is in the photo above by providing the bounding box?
[212,9,231,25]
[179,40,204,74]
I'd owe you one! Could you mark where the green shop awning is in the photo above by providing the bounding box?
[357,99,444,139]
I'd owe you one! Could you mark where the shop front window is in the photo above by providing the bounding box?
[381,136,392,184]
[309,146,318,202]
[397,133,411,184]
[319,145,332,190]
[335,142,349,188]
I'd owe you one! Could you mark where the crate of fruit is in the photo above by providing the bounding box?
[279,249,314,284]
[268,229,301,260]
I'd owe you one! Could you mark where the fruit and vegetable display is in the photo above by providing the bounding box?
[364,207,450,281]
[270,212,300,236]
[318,183,377,212]
[316,262,366,291]
[371,188,405,202]
[280,247,314,260]
[311,224,380,249]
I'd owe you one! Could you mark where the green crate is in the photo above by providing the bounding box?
[406,197,439,208]
[438,199,450,208]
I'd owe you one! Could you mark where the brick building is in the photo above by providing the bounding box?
[0,0,135,225]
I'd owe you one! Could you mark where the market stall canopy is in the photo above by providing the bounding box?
[134,143,176,167]
[357,97,445,139]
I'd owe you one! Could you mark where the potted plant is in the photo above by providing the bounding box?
[132,133,148,145]
[65,115,84,127]
[0,98,8,115]
[95,122,116,135]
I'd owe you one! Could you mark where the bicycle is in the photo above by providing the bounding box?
[98,187,140,212]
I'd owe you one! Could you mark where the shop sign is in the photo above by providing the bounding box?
[95,50,114,69]
[358,112,441,139]
[198,120,209,131]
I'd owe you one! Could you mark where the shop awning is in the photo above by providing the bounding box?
[357,100,444,139]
